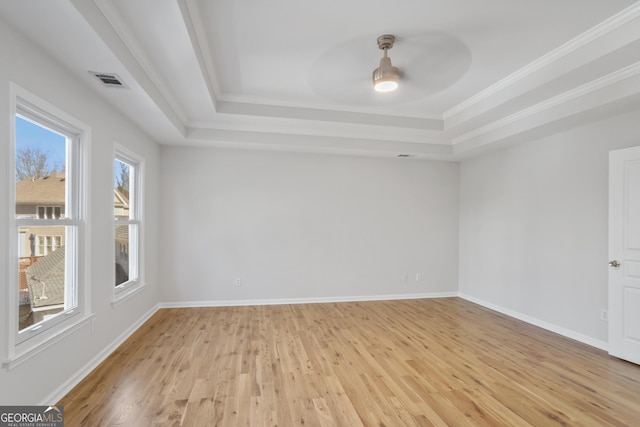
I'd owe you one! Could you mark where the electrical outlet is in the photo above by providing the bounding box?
[416,273,422,281]
[235,278,241,287]
[401,273,409,282]
[601,309,608,322]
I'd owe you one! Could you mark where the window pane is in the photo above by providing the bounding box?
[115,223,138,287]
[18,226,67,331]
[15,116,67,219]
[115,224,130,286]
[114,159,131,219]
[114,150,141,295]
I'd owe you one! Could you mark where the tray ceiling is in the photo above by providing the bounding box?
[2,0,640,159]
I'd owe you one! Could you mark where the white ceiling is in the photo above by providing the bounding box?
[2,0,640,159]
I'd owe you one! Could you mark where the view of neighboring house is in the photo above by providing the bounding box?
[16,173,130,324]
[25,246,65,312]
[114,187,130,285]
[16,172,66,257]
[16,173,66,320]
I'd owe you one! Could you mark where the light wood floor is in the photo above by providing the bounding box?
[59,298,640,426]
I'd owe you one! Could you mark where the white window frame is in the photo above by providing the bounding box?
[4,83,92,370]
[112,144,144,304]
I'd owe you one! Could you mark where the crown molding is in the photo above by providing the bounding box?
[217,101,442,130]
[452,61,640,147]
[444,1,640,122]
[186,127,454,159]
[216,93,443,122]
[451,62,640,157]
[186,118,447,146]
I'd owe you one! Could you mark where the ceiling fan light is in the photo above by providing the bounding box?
[374,80,398,92]
[372,34,399,93]
[373,56,399,92]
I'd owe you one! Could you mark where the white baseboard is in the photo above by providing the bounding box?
[158,291,459,309]
[41,304,160,405]
[458,292,608,352]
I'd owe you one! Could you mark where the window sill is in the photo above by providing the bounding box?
[3,313,94,371]
[112,281,145,307]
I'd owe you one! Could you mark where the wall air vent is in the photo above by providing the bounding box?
[89,72,129,89]
[397,154,412,158]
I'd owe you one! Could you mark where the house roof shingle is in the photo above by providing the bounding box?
[26,247,65,309]
[15,173,65,205]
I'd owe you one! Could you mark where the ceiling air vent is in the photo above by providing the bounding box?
[89,72,129,89]
[397,154,412,158]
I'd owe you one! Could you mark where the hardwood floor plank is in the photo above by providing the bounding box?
[59,298,640,426]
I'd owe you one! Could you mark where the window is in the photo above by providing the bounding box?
[113,145,143,301]
[37,235,62,256]
[37,206,62,219]
[6,84,90,366]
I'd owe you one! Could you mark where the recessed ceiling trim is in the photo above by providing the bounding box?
[70,0,187,136]
[177,0,220,112]
[46,0,640,159]
[452,62,640,150]
[444,2,640,123]
[186,120,448,146]
[216,93,443,122]
[187,127,454,159]
[175,1,445,130]
[453,92,640,160]
[217,101,442,131]
[92,0,191,124]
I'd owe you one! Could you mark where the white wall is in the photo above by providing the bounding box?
[0,18,160,404]
[160,148,459,303]
[459,109,640,347]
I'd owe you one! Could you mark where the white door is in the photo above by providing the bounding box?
[609,145,640,364]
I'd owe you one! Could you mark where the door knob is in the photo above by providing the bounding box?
[609,260,621,268]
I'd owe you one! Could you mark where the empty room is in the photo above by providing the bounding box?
[2,1,640,426]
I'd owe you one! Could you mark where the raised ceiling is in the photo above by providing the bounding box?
[2,0,640,159]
